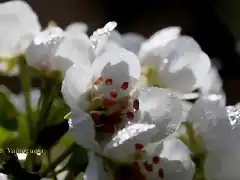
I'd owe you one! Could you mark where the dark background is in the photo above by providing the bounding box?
[1,0,240,105]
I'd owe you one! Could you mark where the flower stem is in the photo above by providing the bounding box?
[37,77,59,132]
[41,143,76,177]
[47,151,57,180]
[19,55,33,140]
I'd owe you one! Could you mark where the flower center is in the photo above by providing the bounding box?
[114,144,165,180]
[87,76,140,138]
[142,66,165,88]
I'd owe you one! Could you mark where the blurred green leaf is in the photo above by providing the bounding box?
[64,112,71,120]
[0,56,18,73]
[47,99,70,126]
[67,145,88,177]
[75,172,84,180]
[36,120,69,150]
[3,115,30,148]
[0,126,17,147]
[0,92,18,131]
[60,134,73,147]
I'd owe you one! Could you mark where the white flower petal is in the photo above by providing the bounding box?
[18,33,35,52]
[69,109,99,151]
[90,22,117,56]
[122,33,145,54]
[0,173,7,180]
[104,123,158,163]
[138,88,184,140]
[200,67,223,94]
[108,30,122,46]
[186,52,211,89]
[65,22,88,35]
[102,41,122,53]
[159,52,211,93]
[0,0,41,57]
[92,48,141,92]
[61,65,93,110]
[160,36,201,60]
[54,33,95,71]
[204,103,240,180]
[139,26,181,61]
[145,138,195,180]
[186,98,232,152]
[84,152,106,180]
[25,27,64,70]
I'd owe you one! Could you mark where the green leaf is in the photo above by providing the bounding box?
[67,145,88,176]
[60,134,73,147]
[2,115,30,148]
[0,126,18,147]
[47,99,70,126]
[75,172,84,180]
[0,92,18,131]
[0,56,18,73]
[64,112,71,120]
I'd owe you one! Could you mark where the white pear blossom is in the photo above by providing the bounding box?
[181,96,240,180]
[0,0,41,75]
[0,173,7,180]
[65,22,88,36]
[0,0,88,75]
[25,25,93,72]
[84,138,195,180]
[90,22,145,57]
[61,41,186,161]
[138,26,224,101]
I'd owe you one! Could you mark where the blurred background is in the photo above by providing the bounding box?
[1,0,240,105]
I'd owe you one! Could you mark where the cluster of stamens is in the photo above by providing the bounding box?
[130,143,165,180]
[89,76,140,135]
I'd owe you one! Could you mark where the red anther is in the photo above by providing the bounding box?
[91,112,100,121]
[133,99,139,110]
[103,99,116,107]
[144,162,153,172]
[126,111,134,120]
[135,143,144,150]
[110,91,117,98]
[94,76,103,85]
[105,78,113,85]
[121,82,129,90]
[132,161,140,172]
[152,156,160,164]
[158,168,164,178]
